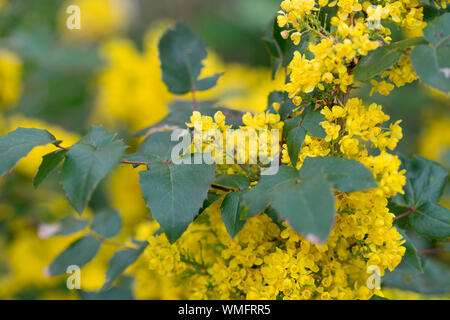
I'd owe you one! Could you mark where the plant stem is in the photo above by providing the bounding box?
[420,248,447,255]
[191,85,198,111]
[211,183,235,192]
[393,206,416,221]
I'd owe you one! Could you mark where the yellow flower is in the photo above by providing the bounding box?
[0,49,22,109]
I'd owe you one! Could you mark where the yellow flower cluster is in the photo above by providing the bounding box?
[59,0,131,43]
[370,54,418,96]
[136,99,406,300]
[185,110,283,166]
[0,49,22,109]
[277,0,426,102]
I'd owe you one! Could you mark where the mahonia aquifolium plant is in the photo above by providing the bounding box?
[0,0,449,300]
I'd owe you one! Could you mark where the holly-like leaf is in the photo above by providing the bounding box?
[383,258,450,294]
[299,156,378,193]
[241,166,298,218]
[266,91,297,120]
[91,209,122,239]
[354,37,427,82]
[409,202,450,239]
[411,44,450,93]
[61,126,126,214]
[395,228,423,274]
[195,73,224,91]
[262,17,304,79]
[0,127,57,176]
[423,12,450,46]
[240,167,335,243]
[221,192,246,239]
[301,108,327,138]
[286,126,306,167]
[33,150,67,188]
[270,172,336,244]
[215,174,250,190]
[391,155,447,209]
[140,162,215,243]
[137,134,216,244]
[411,14,450,93]
[46,235,101,276]
[199,191,222,214]
[159,22,207,94]
[102,240,148,290]
[38,217,90,239]
[241,157,376,243]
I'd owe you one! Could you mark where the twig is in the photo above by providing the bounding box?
[420,248,447,255]
[191,85,198,111]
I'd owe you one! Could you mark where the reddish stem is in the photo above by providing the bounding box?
[393,206,416,221]
[120,160,152,166]
[54,143,70,151]
[420,248,447,255]
[191,86,198,111]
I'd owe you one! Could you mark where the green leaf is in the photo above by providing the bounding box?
[33,150,67,188]
[195,73,224,91]
[301,108,327,138]
[383,258,450,294]
[159,22,207,94]
[241,166,298,217]
[139,159,216,243]
[286,127,306,167]
[299,156,378,193]
[102,240,148,290]
[391,155,447,209]
[38,217,90,239]
[241,157,377,243]
[354,37,427,82]
[46,235,101,276]
[411,44,450,93]
[215,174,250,190]
[409,202,450,239]
[370,295,389,300]
[423,13,450,46]
[61,126,126,214]
[0,127,57,176]
[221,192,246,238]
[395,228,423,274]
[128,131,181,165]
[91,209,122,239]
[262,17,304,79]
[199,191,222,214]
[270,172,336,244]
[266,91,297,120]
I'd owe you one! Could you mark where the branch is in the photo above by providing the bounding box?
[191,85,198,111]
[420,248,447,255]
[393,206,416,221]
